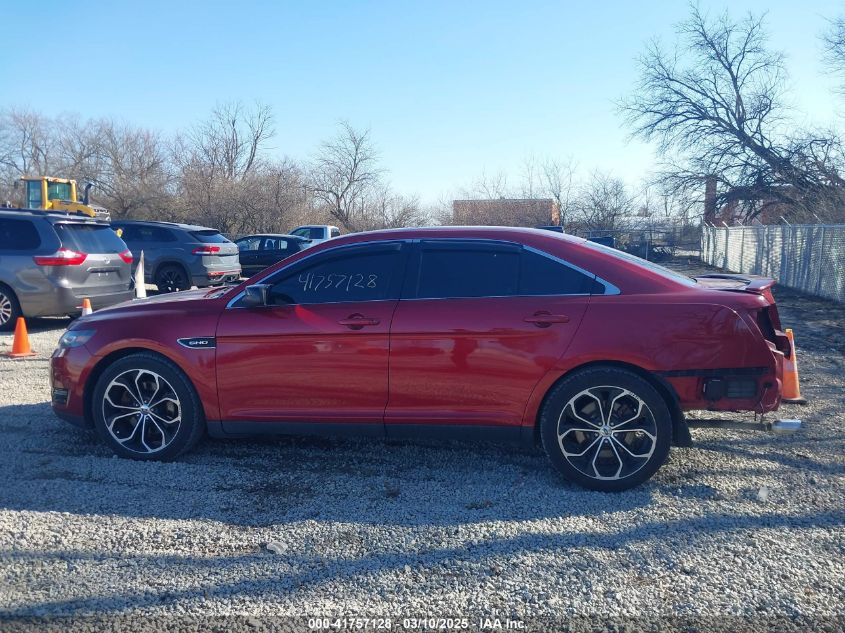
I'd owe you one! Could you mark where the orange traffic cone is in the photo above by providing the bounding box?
[782,328,807,405]
[6,317,35,358]
[79,298,93,316]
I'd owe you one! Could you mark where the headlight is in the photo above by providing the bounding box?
[58,329,96,349]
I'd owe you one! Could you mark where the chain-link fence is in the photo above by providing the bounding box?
[702,224,845,303]
[576,225,701,261]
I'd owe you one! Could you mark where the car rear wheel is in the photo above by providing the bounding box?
[155,265,190,293]
[0,284,22,332]
[92,353,205,460]
[539,367,671,492]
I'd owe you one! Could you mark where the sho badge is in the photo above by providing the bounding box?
[177,337,216,349]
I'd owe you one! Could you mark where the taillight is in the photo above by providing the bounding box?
[33,248,87,266]
[192,246,221,255]
[119,249,133,264]
[756,307,791,357]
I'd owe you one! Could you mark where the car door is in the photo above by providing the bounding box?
[236,237,262,276]
[216,241,408,433]
[259,237,290,269]
[385,240,593,435]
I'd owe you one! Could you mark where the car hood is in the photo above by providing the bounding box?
[72,288,230,325]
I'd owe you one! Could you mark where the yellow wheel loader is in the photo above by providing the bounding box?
[17,176,111,221]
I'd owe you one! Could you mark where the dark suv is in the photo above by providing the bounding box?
[112,221,241,293]
[0,209,134,330]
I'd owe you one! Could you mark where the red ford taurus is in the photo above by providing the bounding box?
[50,227,793,491]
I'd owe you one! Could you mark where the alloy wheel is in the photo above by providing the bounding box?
[102,369,182,454]
[158,269,187,293]
[0,292,12,327]
[557,385,657,481]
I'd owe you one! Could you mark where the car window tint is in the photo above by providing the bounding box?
[264,238,287,250]
[116,225,139,241]
[190,230,230,243]
[330,228,341,238]
[54,223,126,254]
[269,249,399,305]
[519,250,594,295]
[417,246,519,299]
[292,227,323,240]
[238,237,261,251]
[151,226,176,242]
[0,219,41,250]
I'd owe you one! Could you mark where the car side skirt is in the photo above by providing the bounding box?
[208,420,528,446]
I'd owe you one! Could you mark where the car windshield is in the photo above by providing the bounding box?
[292,227,322,239]
[581,240,697,287]
[54,223,127,254]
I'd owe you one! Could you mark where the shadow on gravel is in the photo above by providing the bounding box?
[0,402,659,527]
[3,506,844,617]
[3,399,845,531]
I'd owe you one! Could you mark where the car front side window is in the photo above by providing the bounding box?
[266,245,402,306]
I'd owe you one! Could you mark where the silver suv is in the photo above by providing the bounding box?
[112,221,241,293]
[0,209,134,330]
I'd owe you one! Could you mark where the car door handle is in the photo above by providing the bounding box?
[338,314,381,329]
[524,312,570,327]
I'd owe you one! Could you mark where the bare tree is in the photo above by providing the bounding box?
[622,4,845,222]
[539,158,576,228]
[575,172,636,231]
[823,16,845,90]
[308,121,382,231]
[464,168,509,199]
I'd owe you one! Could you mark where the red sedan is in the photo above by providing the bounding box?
[50,227,790,491]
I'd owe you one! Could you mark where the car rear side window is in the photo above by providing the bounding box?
[54,223,126,254]
[416,244,520,299]
[268,248,401,305]
[519,250,594,295]
[330,228,341,238]
[190,230,230,243]
[0,219,41,250]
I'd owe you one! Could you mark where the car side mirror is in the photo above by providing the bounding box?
[242,284,271,308]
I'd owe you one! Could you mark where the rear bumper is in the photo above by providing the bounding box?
[21,284,134,317]
[663,359,782,414]
[193,269,242,287]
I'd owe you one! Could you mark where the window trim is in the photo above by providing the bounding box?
[226,238,620,308]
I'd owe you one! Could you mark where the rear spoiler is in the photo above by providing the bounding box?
[693,273,776,295]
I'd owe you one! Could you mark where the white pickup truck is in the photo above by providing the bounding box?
[289,225,341,247]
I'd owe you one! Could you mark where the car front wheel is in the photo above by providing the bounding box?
[92,353,205,460]
[539,367,671,492]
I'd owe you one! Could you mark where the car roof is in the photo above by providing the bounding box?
[112,219,217,232]
[329,225,586,244]
[0,207,110,225]
[237,233,308,241]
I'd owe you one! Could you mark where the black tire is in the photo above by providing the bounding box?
[0,283,22,332]
[91,352,205,461]
[539,367,671,492]
[154,264,190,293]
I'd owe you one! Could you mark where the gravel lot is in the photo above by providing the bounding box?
[0,259,843,631]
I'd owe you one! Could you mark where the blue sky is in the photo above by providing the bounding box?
[1,0,841,203]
